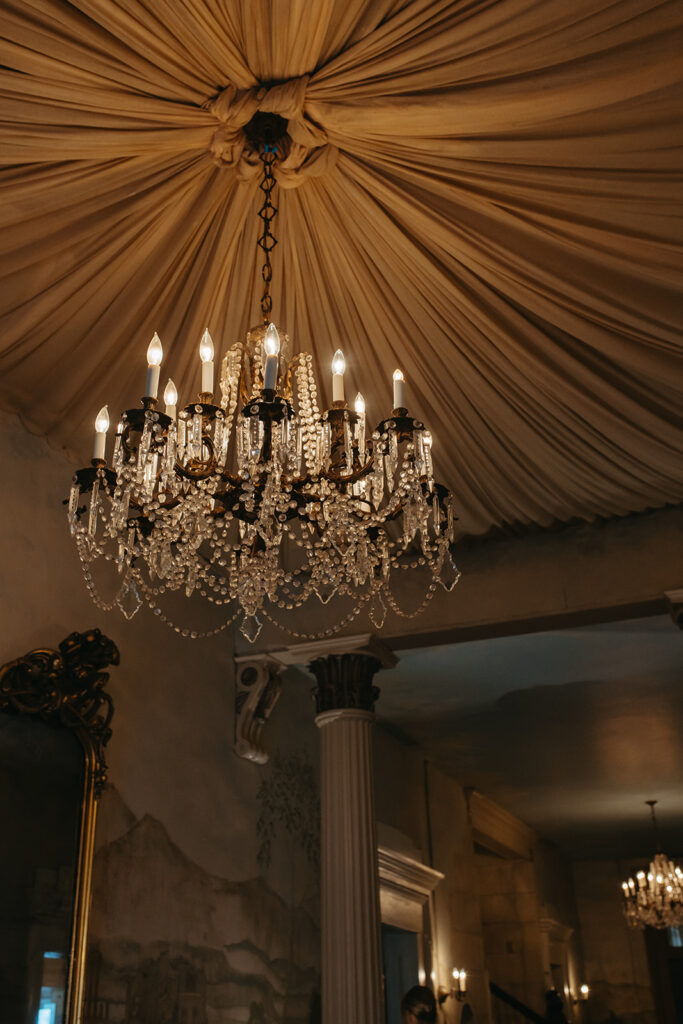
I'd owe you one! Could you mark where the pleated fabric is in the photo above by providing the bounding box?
[1,0,681,535]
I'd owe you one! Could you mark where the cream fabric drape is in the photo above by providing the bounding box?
[1,0,681,535]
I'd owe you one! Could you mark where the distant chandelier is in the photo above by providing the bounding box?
[67,118,460,644]
[622,800,683,929]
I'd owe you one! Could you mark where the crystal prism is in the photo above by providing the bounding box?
[369,589,387,630]
[438,554,461,592]
[240,613,262,644]
[117,578,142,620]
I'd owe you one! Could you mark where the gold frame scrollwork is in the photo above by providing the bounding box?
[0,628,118,1024]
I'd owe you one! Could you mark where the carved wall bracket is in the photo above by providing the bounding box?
[234,654,283,764]
[0,628,118,792]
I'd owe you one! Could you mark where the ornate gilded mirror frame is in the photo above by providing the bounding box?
[0,628,118,1024]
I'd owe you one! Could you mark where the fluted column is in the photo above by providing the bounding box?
[310,649,388,1024]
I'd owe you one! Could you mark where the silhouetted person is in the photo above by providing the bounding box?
[401,985,437,1024]
[545,989,568,1024]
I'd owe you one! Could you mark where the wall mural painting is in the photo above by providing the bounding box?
[83,749,321,1024]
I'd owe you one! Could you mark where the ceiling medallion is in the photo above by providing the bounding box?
[67,128,460,644]
[622,801,683,929]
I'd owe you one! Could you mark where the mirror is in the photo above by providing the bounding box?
[0,630,118,1024]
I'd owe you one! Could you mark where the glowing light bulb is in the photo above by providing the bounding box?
[580,984,590,999]
[95,405,109,434]
[332,349,345,402]
[393,368,406,409]
[354,393,365,416]
[164,379,178,417]
[264,323,280,357]
[331,349,345,376]
[164,379,177,406]
[263,324,280,389]
[92,405,109,460]
[452,968,459,980]
[145,333,163,398]
[147,333,163,367]
[199,329,214,363]
[199,329,214,394]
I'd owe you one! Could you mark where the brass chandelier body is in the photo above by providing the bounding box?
[67,125,459,643]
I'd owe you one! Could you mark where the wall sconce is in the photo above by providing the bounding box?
[573,984,590,1003]
[437,968,468,1005]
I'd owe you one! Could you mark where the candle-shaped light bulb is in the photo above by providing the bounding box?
[332,349,345,402]
[332,349,345,376]
[354,392,365,416]
[199,328,214,394]
[93,405,109,460]
[263,323,280,390]
[580,985,589,998]
[393,367,406,409]
[264,323,280,357]
[145,332,163,398]
[199,328,214,363]
[452,968,459,981]
[95,405,110,434]
[147,333,163,366]
[164,379,178,418]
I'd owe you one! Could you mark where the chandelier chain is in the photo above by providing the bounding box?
[257,143,278,323]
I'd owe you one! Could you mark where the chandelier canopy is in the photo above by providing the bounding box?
[67,128,460,644]
[622,801,683,930]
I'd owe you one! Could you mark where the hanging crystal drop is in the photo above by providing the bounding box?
[369,588,387,630]
[240,613,262,644]
[68,482,80,534]
[438,552,461,592]
[117,577,142,619]
[87,479,100,539]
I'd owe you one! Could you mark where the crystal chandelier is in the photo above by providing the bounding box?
[622,801,683,929]
[67,119,460,644]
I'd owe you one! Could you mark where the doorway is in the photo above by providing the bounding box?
[382,923,420,1024]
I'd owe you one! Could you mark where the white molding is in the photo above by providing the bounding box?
[468,789,535,860]
[378,845,444,932]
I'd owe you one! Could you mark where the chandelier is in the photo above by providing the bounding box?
[622,801,683,929]
[66,118,460,644]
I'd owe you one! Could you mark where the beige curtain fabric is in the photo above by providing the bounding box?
[0,0,681,535]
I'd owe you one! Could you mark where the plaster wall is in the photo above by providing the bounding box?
[0,409,321,1022]
[573,859,655,1024]
[373,725,490,1024]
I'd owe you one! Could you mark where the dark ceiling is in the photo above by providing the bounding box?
[378,615,683,860]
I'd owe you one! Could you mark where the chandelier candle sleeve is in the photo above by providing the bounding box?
[92,406,109,460]
[393,369,405,409]
[263,323,280,390]
[332,349,345,402]
[164,379,177,418]
[145,334,163,399]
[200,329,214,393]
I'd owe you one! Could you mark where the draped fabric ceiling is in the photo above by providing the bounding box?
[1,0,682,536]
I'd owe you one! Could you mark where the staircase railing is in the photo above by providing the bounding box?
[489,982,547,1024]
